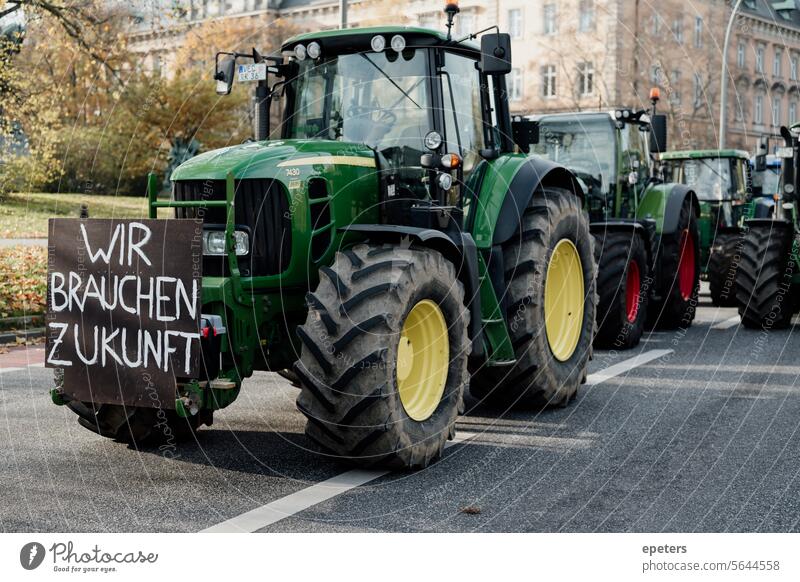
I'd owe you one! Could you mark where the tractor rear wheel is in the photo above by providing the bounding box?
[708,231,743,307]
[470,188,596,408]
[736,222,796,329]
[648,200,700,329]
[56,371,201,445]
[593,230,648,349]
[295,244,470,469]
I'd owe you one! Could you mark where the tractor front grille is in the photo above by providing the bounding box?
[173,179,292,277]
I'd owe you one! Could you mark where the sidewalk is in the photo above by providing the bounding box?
[0,238,47,247]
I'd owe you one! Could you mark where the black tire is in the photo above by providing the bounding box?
[708,231,743,307]
[648,200,700,329]
[295,244,470,469]
[593,230,648,349]
[56,369,201,445]
[736,222,796,329]
[470,188,596,408]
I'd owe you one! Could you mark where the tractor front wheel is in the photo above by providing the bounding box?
[295,244,470,469]
[470,188,596,408]
[649,200,700,329]
[708,231,743,307]
[736,222,796,329]
[593,230,649,349]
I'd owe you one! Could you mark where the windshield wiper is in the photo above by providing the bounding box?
[360,53,421,109]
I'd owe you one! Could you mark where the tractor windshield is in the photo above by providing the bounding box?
[662,158,733,201]
[753,165,780,195]
[532,116,616,197]
[285,50,431,153]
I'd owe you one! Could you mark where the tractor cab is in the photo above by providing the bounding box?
[532,110,655,220]
[211,25,524,234]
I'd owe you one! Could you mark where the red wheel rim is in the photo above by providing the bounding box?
[625,260,641,323]
[678,229,695,300]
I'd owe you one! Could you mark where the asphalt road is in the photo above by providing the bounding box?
[2,287,798,533]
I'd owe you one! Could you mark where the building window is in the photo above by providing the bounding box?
[755,94,764,125]
[772,96,782,126]
[508,9,523,39]
[651,64,661,85]
[774,49,782,77]
[737,41,746,68]
[578,62,594,96]
[542,65,557,97]
[791,55,798,81]
[672,16,683,43]
[579,1,595,32]
[651,13,660,36]
[543,3,557,35]
[694,17,703,48]
[790,101,798,125]
[693,73,703,106]
[670,70,681,105]
[756,46,765,73]
[509,68,523,101]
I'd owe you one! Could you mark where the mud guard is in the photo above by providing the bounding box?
[589,219,654,267]
[662,184,700,235]
[493,158,584,245]
[340,224,484,360]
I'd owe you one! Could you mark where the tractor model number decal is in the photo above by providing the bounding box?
[285,167,301,177]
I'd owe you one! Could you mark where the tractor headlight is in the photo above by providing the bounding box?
[307,41,321,59]
[371,35,386,52]
[294,44,307,61]
[391,35,406,53]
[437,172,454,190]
[203,230,249,256]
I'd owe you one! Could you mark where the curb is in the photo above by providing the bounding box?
[0,327,45,345]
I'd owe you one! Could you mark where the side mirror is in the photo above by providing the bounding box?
[215,56,236,96]
[649,114,667,153]
[511,117,539,154]
[479,33,512,75]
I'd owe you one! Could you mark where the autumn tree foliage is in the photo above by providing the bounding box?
[0,3,300,195]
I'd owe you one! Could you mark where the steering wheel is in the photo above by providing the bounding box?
[347,106,397,126]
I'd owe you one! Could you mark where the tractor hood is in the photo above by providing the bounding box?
[170,139,376,181]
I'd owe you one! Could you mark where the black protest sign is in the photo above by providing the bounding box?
[46,219,203,408]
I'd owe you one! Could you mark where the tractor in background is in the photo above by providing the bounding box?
[736,124,800,328]
[532,92,700,349]
[51,5,597,469]
[658,150,751,306]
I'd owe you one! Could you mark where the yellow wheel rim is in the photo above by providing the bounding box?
[396,299,449,421]
[544,239,584,362]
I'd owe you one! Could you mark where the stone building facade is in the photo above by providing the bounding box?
[128,0,800,151]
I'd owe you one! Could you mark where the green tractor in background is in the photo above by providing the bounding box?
[658,150,751,307]
[54,9,597,469]
[533,95,700,350]
[736,124,800,328]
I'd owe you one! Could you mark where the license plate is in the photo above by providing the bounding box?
[237,63,267,82]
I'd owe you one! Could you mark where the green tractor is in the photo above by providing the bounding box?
[736,124,800,329]
[532,98,700,349]
[658,150,751,306]
[51,11,597,469]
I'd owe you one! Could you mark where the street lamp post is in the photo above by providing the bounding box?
[340,0,348,29]
[719,0,745,149]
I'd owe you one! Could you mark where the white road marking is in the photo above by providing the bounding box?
[0,367,23,375]
[201,349,675,533]
[711,315,740,330]
[201,432,478,533]
[585,349,673,386]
